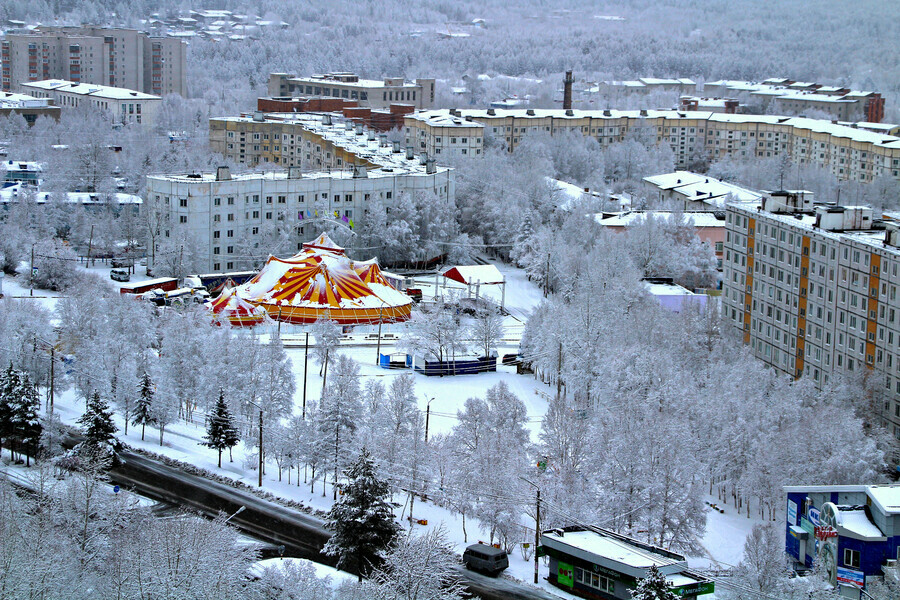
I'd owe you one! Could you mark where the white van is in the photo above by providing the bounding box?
[110,268,130,282]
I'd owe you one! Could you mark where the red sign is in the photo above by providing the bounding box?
[814,525,837,541]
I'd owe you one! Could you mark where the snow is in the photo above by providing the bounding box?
[836,509,884,539]
[252,557,355,586]
[442,264,505,286]
[865,485,900,514]
[543,530,681,570]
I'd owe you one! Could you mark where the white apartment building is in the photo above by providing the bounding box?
[20,79,160,128]
[146,163,454,273]
[723,194,900,435]
[268,72,436,109]
[404,109,900,184]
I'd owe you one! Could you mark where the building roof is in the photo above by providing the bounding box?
[541,529,685,578]
[596,211,726,228]
[289,74,420,89]
[644,171,762,206]
[442,264,504,285]
[20,79,159,100]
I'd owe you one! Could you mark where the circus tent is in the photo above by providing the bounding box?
[234,233,413,325]
[208,287,268,327]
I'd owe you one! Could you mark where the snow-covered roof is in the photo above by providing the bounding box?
[644,281,695,296]
[644,171,762,205]
[0,186,141,204]
[20,79,159,100]
[835,507,885,539]
[866,485,900,515]
[541,529,686,578]
[596,211,726,229]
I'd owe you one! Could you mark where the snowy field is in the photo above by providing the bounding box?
[16,256,759,593]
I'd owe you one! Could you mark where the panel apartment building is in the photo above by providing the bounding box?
[154,115,453,272]
[2,27,186,96]
[404,109,900,184]
[20,79,160,128]
[268,72,435,110]
[722,193,900,435]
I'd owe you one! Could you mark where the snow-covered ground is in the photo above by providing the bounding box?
[21,256,756,595]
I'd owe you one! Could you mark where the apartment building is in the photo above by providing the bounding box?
[642,171,762,209]
[20,80,160,128]
[404,109,900,183]
[146,162,454,273]
[405,113,484,158]
[268,72,435,110]
[706,79,885,123]
[2,27,186,96]
[723,194,900,435]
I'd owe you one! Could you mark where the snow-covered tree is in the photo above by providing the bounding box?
[367,527,466,600]
[132,371,156,441]
[317,355,362,498]
[323,448,400,581]
[204,389,240,468]
[631,565,679,600]
[400,299,468,362]
[77,390,117,457]
[471,308,504,359]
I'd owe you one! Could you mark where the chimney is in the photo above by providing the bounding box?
[379,133,388,147]
[419,153,428,165]
[288,166,302,179]
[563,70,574,110]
[426,158,436,174]
[216,166,231,181]
[367,130,376,141]
[322,114,332,126]
[345,121,353,130]
[355,124,364,135]
[392,141,401,153]
[406,146,414,160]
[352,165,367,179]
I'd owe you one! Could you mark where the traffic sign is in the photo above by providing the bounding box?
[113,485,120,494]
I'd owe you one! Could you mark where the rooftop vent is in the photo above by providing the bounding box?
[288,166,302,179]
[252,111,264,122]
[526,109,535,116]
[392,141,401,153]
[487,108,496,116]
[355,124,364,135]
[565,109,574,116]
[425,158,436,174]
[215,166,231,181]
[603,109,612,116]
[322,114,332,126]
[406,146,414,160]
[352,165,367,179]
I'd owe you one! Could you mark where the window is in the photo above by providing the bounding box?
[844,549,860,569]
[574,568,615,593]
[179,198,187,208]
[178,215,187,224]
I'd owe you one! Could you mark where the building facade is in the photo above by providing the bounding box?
[146,163,454,273]
[20,80,160,128]
[723,196,900,434]
[2,27,186,96]
[541,526,713,600]
[404,109,900,183]
[405,113,484,158]
[784,485,900,599]
[268,72,435,110]
[0,92,60,123]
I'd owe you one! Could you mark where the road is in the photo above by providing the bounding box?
[109,448,562,600]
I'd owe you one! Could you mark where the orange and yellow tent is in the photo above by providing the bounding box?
[208,287,268,328]
[235,233,413,325]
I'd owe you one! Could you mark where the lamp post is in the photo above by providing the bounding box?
[519,476,541,584]
[247,399,264,488]
[375,298,388,365]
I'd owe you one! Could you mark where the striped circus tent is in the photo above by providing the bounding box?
[207,287,268,328]
[235,233,413,325]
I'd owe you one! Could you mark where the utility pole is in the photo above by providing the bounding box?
[544,252,550,297]
[257,408,263,488]
[302,331,309,419]
[556,341,563,400]
[49,345,55,414]
[87,224,95,267]
[30,244,35,296]
[424,398,433,444]
[534,488,540,584]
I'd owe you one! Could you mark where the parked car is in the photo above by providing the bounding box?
[462,544,509,576]
[110,268,130,282]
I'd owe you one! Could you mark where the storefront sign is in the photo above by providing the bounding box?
[800,517,815,536]
[558,561,574,588]
[673,581,715,597]
[808,507,821,526]
[787,500,798,525]
[836,566,864,587]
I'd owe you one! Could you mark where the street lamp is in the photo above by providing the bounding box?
[375,298,389,365]
[519,476,541,584]
[246,399,264,488]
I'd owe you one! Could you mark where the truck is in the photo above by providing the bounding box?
[119,277,178,296]
[183,271,257,297]
[141,287,210,307]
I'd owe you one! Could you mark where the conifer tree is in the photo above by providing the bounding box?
[323,448,400,581]
[132,371,155,441]
[0,364,18,455]
[630,565,679,600]
[78,391,117,449]
[203,389,239,468]
[11,373,42,466]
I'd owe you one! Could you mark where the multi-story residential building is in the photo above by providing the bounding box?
[404,109,900,183]
[20,79,160,128]
[783,484,900,600]
[268,72,436,110]
[642,171,762,209]
[210,112,431,170]
[723,193,900,435]
[404,113,484,158]
[146,162,453,273]
[0,92,60,123]
[2,27,186,96]
[706,79,885,123]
